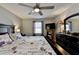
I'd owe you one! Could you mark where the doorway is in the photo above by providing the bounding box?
[33,21,43,36]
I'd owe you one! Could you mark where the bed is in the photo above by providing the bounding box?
[0,24,56,55]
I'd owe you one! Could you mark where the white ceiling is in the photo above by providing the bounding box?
[0,3,78,19]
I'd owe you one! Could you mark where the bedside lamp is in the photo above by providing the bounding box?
[16,29,20,33]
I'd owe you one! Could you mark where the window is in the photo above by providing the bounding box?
[33,21,43,35]
[66,24,70,31]
[66,21,72,32]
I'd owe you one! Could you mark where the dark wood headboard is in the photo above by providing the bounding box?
[0,24,15,35]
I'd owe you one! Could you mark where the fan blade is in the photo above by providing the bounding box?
[18,3,33,8]
[40,6,54,9]
[39,11,43,15]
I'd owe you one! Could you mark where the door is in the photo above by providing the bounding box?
[33,21,43,35]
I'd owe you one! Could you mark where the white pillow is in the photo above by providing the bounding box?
[0,34,12,42]
[15,33,22,37]
[9,33,22,40]
[15,33,23,39]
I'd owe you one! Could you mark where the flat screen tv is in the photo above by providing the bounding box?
[46,23,56,29]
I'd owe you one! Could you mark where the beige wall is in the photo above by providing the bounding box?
[67,19,79,33]
[0,5,69,35]
[56,11,69,33]
[21,18,57,36]
[21,19,33,35]
[72,20,79,32]
[0,5,61,35]
[0,5,67,35]
[0,6,21,32]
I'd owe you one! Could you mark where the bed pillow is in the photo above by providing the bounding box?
[0,34,12,43]
[15,33,22,37]
[9,33,22,40]
[15,33,22,39]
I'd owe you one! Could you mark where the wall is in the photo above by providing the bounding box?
[0,5,61,36]
[21,11,70,35]
[21,19,33,35]
[56,11,69,33]
[67,19,79,33]
[21,17,57,36]
[0,6,21,32]
[0,5,70,35]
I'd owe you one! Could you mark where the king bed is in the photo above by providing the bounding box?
[0,24,56,55]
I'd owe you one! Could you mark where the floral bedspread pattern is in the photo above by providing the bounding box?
[0,36,56,55]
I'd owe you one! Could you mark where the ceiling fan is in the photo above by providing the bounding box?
[18,3,55,16]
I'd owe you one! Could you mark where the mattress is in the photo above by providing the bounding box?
[0,36,56,55]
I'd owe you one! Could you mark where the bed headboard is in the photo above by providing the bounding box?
[0,24,15,35]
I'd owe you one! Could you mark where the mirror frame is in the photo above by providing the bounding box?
[64,13,79,33]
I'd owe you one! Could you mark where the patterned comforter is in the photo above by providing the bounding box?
[0,36,56,55]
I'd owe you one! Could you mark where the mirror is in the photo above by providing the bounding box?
[64,13,79,36]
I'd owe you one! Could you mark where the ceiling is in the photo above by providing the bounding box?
[0,3,78,19]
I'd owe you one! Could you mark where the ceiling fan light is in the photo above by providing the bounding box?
[34,8,40,12]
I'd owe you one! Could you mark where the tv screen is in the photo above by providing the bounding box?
[46,23,55,29]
